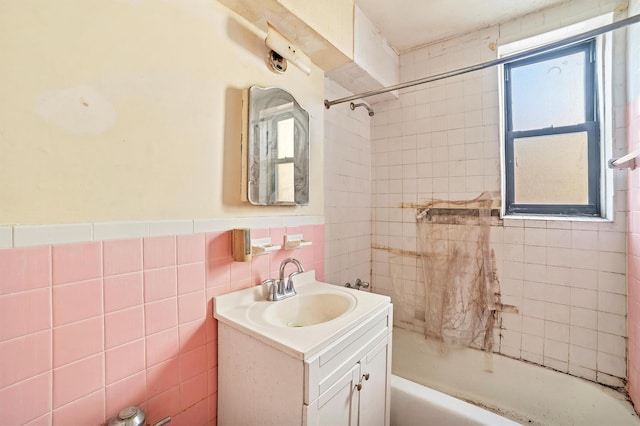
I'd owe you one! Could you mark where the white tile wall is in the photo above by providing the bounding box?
[2,216,324,248]
[0,226,13,249]
[323,79,373,287]
[369,0,629,387]
[14,223,93,247]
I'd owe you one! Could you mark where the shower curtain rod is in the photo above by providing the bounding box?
[324,13,640,109]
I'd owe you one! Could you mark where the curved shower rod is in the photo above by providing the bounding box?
[324,13,640,109]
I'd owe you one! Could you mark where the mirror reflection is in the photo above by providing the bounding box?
[246,86,309,205]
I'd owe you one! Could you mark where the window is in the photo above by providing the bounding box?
[503,39,600,217]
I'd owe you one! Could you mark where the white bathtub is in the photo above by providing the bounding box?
[391,327,640,426]
[391,375,520,425]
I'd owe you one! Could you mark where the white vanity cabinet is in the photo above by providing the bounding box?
[304,332,391,425]
[215,278,392,426]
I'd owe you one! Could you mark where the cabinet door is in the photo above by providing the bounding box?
[306,363,360,426]
[357,339,390,426]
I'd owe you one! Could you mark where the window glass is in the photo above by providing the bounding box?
[513,132,588,204]
[510,50,586,131]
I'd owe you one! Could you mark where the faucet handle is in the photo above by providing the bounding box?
[286,271,302,293]
[355,278,370,289]
[262,278,277,301]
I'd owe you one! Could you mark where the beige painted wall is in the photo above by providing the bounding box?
[0,0,325,225]
[277,0,354,59]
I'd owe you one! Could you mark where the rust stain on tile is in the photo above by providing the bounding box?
[372,243,421,259]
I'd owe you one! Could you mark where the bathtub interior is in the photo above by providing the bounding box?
[391,374,521,426]
[391,326,640,426]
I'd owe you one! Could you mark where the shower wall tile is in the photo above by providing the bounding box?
[598,331,626,358]
[547,266,571,286]
[597,371,625,388]
[545,303,570,324]
[544,357,568,373]
[324,79,373,287]
[571,268,598,290]
[522,317,544,337]
[570,326,597,350]
[571,307,598,330]
[598,292,626,314]
[369,2,631,388]
[521,334,543,356]
[570,344,597,369]
[597,352,627,378]
[544,338,569,363]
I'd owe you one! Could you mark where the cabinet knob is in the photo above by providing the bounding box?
[363,373,370,381]
[356,383,362,391]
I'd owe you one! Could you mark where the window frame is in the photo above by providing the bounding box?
[503,39,601,217]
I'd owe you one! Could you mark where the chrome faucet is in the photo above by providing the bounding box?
[279,258,304,289]
[264,258,304,301]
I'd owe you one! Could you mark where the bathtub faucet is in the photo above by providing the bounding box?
[265,258,304,301]
[345,278,370,290]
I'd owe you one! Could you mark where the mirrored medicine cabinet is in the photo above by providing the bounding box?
[241,86,309,206]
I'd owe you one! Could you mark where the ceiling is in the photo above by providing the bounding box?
[354,0,571,52]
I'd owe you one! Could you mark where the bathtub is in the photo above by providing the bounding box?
[391,327,640,426]
[391,375,520,425]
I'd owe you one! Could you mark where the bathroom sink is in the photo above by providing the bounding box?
[251,292,356,327]
[213,270,391,359]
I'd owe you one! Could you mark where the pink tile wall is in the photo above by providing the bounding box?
[628,94,640,413]
[0,225,324,426]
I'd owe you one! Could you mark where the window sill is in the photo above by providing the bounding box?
[502,214,612,223]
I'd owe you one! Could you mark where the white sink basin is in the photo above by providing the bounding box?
[214,270,391,359]
[250,292,356,327]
